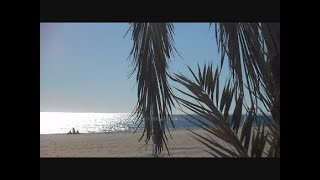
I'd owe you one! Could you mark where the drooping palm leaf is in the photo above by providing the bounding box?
[128,23,176,156]
[215,23,279,113]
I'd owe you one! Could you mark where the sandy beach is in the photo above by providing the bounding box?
[40,129,222,157]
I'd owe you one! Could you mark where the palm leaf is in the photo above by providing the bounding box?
[128,23,177,156]
[174,63,279,157]
[174,65,249,157]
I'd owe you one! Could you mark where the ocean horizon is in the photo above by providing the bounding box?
[40,112,268,135]
[40,112,195,134]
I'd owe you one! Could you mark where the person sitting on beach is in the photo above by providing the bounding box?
[72,128,75,134]
[76,130,79,134]
[67,130,72,134]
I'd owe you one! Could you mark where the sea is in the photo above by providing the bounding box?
[40,112,196,134]
[40,112,268,134]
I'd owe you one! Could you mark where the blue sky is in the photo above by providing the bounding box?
[40,23,231,113]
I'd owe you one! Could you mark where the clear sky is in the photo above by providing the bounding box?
[40,23,231,114]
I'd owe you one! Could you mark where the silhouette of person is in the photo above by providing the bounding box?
[72,128,75,134]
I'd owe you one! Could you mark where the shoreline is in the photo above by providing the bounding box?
[40,128,190,136]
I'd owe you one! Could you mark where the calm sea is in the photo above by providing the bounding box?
[40,112,197,134]
[40,112,267,134]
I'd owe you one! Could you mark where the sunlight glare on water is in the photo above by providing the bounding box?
[40,112,202,134]
[40,112,137,134]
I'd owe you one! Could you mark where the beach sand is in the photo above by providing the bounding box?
[40,129,224,157]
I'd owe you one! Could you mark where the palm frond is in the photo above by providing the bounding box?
[128,23,177,156]
[174,64,279,157]
[215,23,280,119]
[174,65,250,157]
